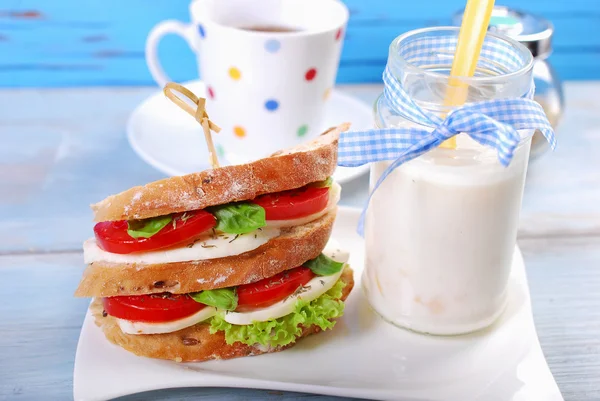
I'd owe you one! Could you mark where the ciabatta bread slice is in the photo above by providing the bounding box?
[92,123,349,222]
[75,210,336,298]
[90,266,354,362]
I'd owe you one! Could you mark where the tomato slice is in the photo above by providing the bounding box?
[236,266,315,311]
[94,210,216,254]
[253,186,329,221]
[103,293,205,322]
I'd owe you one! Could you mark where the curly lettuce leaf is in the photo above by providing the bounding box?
[210,279,346,348]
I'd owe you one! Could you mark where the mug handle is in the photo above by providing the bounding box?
[145,20,197,88]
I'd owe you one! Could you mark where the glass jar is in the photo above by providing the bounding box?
[454,6,564,159]
[363,27,535,335]
[530,57,563,158]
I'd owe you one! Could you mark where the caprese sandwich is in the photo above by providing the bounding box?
[75,124,355,362]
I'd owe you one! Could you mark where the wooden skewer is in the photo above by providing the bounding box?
[163,82,221,169]
[200,117,219,169]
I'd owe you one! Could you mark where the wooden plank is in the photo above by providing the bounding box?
[519,81,600,238]
[5,0,600,25]
[2,50,599,87]
[3,2,599,57]
[0,252,89,401]
[338,51,600,83]
[1,0,600,86]
[343,0,600,18]
[1,236,598,400]
[0,87,166,253]
[520,236,600,400]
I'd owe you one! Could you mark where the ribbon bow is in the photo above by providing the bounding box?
[338,67,557,235]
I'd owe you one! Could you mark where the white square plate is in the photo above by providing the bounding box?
[74,207,563,401]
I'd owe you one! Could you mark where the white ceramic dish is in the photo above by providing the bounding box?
[127,81,371,184]
[74,207,563,401]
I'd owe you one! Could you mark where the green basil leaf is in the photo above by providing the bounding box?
[126,215,172,239]
[211,203,266,234]
[190,288,238,311]
[311,177,333,188]
[304,253,344,276]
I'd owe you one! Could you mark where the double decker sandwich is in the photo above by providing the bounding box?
[75,124,354,362]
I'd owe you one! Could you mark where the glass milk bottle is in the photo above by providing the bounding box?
[362,27,535,335]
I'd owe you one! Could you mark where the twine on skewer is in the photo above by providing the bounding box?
[163,82,222,169]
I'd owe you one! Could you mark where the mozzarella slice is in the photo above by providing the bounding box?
[265,182,341,229]
[83,226,280,265]
[321,238,350,266]
[223,242,350,326]
[116,306,216,335]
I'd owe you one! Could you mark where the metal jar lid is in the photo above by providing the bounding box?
[453,6,554,58]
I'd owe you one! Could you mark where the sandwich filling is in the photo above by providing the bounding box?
[100,242,350,348]
[84,179,341,265]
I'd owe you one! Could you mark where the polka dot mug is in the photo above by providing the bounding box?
[146,0,348,164]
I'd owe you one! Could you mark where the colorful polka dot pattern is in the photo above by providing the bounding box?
[265,39,281,53]
[234,126,246,138]
[265,99,279,111]
[216,144,225,158]
[297,125,308,137]
[228,67,241,80]
[305,68,317,81]
[213,30,343,141]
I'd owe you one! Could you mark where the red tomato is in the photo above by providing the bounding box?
[236,266,315,311]
[103,293,205,322]
[253,186,329,220]
[94,210,216,254]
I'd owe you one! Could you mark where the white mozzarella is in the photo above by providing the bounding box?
[223,244,349,325]
[83,226,280,265]
[265,182,341,229]
[321,238,350,265]
[116,306,216,335]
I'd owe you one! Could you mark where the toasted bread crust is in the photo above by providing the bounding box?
[90,266,354,362]
[75,211,336,298]
[91,124,349,222]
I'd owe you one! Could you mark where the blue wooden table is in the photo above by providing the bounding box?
[0,83,599,400]
[1,0,600,87]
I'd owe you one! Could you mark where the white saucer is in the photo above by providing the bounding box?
[127,81,372,184]
[74,207,562,401]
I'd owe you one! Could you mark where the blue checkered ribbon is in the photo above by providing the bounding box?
[338,34,556,235]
